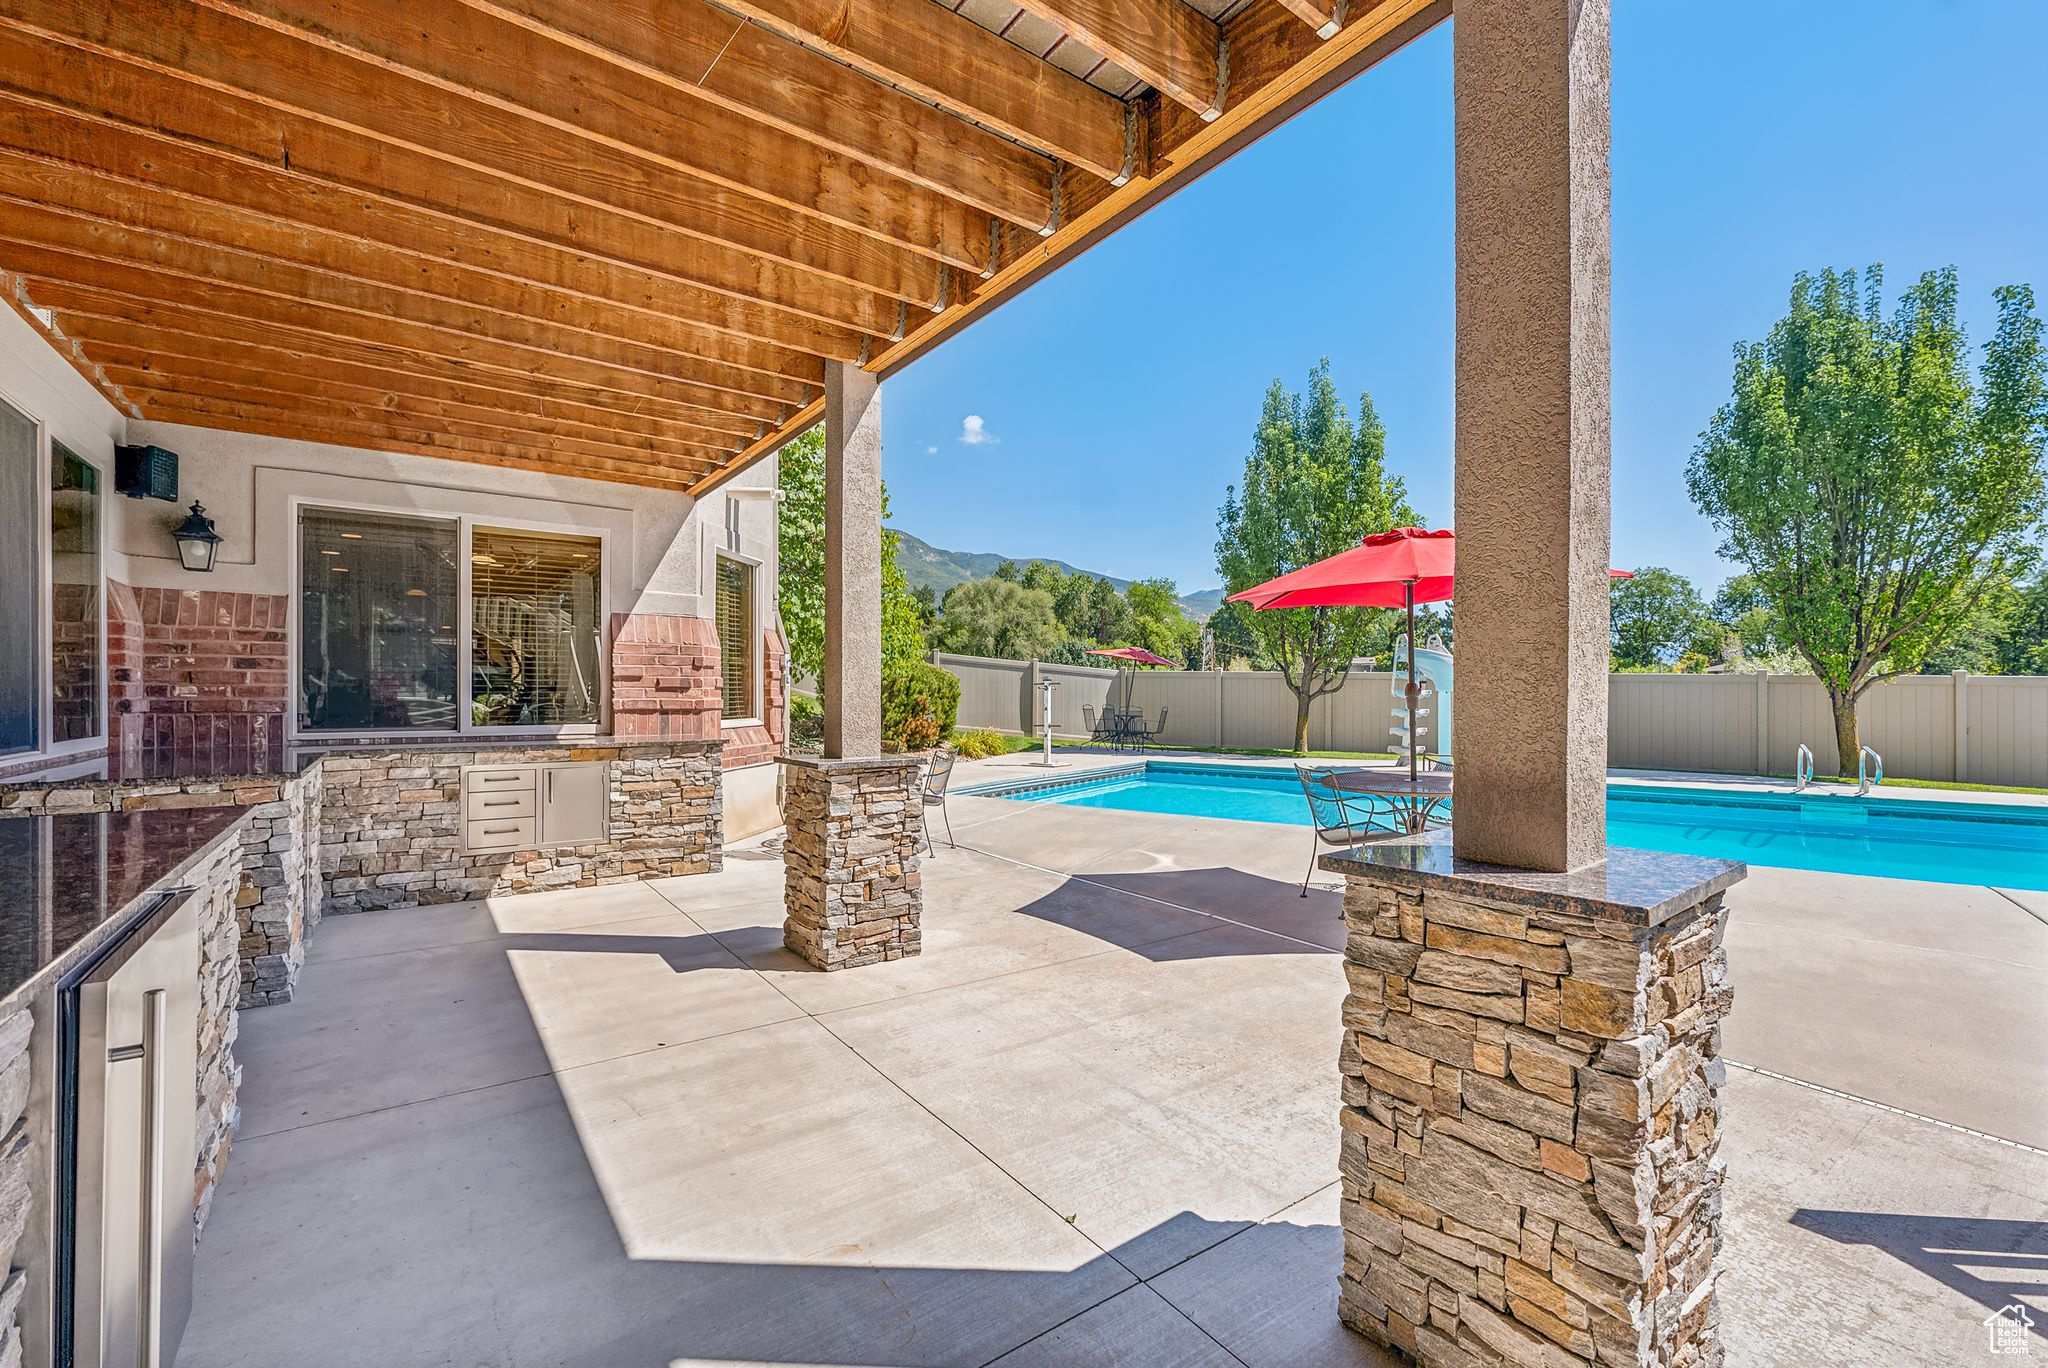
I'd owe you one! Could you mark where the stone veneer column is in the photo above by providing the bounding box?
[1331,839,1742,1368]
[1452,0,1612,871]
[779,754,924,970]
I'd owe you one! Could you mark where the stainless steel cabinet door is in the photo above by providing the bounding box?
[73,891,200,1368]
[538,763,608,847]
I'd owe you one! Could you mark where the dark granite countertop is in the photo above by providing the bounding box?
[0,807,249,1009]
[1320,829,1745,926]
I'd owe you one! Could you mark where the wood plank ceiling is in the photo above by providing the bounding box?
[0,0,1446,494]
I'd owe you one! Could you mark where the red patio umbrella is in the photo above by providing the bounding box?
[1228,528,1634,779]
[1088,645,1178,716]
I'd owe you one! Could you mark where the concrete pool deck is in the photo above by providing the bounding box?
[180,772,2048,1366]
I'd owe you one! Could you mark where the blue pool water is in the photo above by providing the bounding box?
[968,761,2048,891]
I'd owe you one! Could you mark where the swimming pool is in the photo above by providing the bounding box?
[964,761,2048,891]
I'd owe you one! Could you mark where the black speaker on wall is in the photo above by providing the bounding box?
[115,444,180,502]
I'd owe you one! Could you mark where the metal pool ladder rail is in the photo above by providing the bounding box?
[1857,746,1884,796]
[1793,743,1814,793]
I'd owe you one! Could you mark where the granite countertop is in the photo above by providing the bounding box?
[0,807,249,1009]
[1320,829,1745,926]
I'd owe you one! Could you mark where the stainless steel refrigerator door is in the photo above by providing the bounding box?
[72,890,199,1368]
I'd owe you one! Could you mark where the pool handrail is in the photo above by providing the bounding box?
[1857,745,1884,797]
[1793,743,1814,793]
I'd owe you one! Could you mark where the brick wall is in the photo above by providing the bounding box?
[610,612,721,742]
[721,627,788,770]
[111,582,288,775]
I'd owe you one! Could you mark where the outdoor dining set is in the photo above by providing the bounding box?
[1083,703,1170,752]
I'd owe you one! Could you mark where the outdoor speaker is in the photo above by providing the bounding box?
[115,444,180,502]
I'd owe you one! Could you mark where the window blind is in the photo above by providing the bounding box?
[469,527,602,727]
[50,443,101,743]
[717,557,754,719]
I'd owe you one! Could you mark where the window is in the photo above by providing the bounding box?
[716,556,755,719]
[298,508,459,731]
[0,398,37,755]
[50,442,101,744]
[469,527,602,727]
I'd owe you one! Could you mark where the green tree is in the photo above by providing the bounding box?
[776,427,927,684]
[932,577,1063,660]
[1125,578,1202,665]
[1688,267,2048,773]
[993,559,1021,582]
[1710,574,1788,664]
[1609,567,1713,670]
[1019,560,1068,596]
[1215,361,1416,753]
[1993,573,2048,674]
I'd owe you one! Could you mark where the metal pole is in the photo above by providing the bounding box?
[1406,582,1419,783]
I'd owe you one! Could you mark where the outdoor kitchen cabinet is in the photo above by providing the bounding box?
[462,762,607,853]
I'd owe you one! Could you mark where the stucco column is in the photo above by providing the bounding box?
[1452,0,1612,872]
[824,360,883,759]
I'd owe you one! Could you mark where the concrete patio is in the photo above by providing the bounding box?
[180,784,2048,1367]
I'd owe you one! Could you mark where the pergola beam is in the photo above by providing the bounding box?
[7,258,799,428]
[1272,0,1346,40]
[0,25,949,308]
[710,0,1134,182]
[4,0,991,272]
[1008,0,1224,119]
[460,0,1066,228]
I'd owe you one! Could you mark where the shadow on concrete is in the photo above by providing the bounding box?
[1791,1210,2048,1332]
[1018,866,1343,957]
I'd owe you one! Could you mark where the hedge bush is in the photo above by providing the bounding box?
[882,661,960,750]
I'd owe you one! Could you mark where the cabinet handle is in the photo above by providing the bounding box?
[483,799,518,807]
[547,770,555,802]
[483,825,519,834]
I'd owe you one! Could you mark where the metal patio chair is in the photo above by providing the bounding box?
[1294,764,1399,897]
[920,745,958,852]
[1130,707,1170,752]
[1082,704,1116,747]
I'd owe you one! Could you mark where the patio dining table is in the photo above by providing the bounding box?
[1329,767,1453,835]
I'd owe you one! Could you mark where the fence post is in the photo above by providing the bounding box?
[1754,671,1769,776]
[1953,669,1969,784]
[1216,670,1227,750]
[1026,659,1041,736]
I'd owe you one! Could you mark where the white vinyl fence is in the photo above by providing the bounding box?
[934,652,2048,787]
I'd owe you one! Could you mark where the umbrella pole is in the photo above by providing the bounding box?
[1405,584,1419,783]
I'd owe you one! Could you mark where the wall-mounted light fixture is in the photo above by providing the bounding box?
[171,501,222,572]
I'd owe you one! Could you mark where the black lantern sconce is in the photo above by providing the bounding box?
[171,501,222,572]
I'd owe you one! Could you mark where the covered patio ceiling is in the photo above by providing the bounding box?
[0,0,1444,494]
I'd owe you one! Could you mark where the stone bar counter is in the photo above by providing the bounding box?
[1323,833,1743,1368]
[0,806,251,1366]
[0,737,724,1011]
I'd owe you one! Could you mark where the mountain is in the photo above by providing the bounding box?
[889,529,1223,621]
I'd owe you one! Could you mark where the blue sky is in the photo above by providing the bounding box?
[877,1,2048,596]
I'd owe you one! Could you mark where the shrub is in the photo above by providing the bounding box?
[788,693,823,750]
[882,661,960,751]
[950,727,1012,761]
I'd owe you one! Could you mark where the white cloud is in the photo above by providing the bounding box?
[924,444,939,455]
[958,414,997,446]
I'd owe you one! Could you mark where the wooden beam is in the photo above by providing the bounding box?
[712,0,1132,181]
[461,0,1064,227]
[1008,0,1223,119]
[0,24,947,307]
[0,272,140,417]
[116,370,729,474]
[0,212,820,412]
[78,332,750,454]
[141,400,704,491]
[0,147,867,374]
[3,0,992,272]
[1272,0,1346,40]
[185,0,999,259]
[0,100,906,343]
[3,251,798,429]
[30,284,767,441]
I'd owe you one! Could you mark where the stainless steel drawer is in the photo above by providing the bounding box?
[464,789,536,821]
[466,766,535,792]
[466,816,537,852]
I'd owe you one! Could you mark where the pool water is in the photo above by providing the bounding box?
[970,761,2048,891]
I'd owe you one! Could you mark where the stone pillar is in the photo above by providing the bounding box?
[1329,838,1742,1368]
[1452,0,1612,872]
[780,754,924,970]
[823,361,883,760]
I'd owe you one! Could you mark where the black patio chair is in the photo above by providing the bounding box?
[1082,704,1116,746]
[1295,765,1398,897]
[920,745,957,853]
[1129,707,1169,752]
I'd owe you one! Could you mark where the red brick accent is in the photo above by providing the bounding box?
[110,581,289,776]
[610,612,722,741]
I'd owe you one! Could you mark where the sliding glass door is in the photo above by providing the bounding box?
[0,399,39,756]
